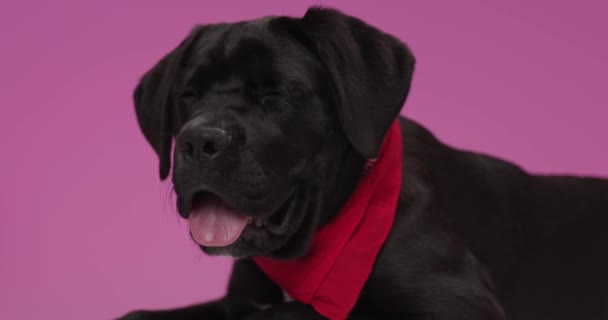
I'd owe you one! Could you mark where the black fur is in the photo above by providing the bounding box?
[123,7,608,320]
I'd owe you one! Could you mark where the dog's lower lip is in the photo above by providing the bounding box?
[232,190,294,235]
[247,217,267,228]
[264,191,296,235]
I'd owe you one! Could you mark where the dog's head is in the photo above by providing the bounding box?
[134,7,415,258]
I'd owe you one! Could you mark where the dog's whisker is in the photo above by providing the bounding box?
[160,180,178,220]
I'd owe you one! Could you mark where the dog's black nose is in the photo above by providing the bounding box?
[178,126,232,160]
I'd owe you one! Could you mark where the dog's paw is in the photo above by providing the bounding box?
[115,310,160,320]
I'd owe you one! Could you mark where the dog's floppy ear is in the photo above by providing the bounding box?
[300,8,415,158]
[133,27,202,180]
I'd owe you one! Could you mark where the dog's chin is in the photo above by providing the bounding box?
[180,188,307,259]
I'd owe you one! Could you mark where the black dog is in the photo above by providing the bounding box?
[122,7,608,320]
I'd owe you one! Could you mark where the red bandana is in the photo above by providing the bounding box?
[253,121,403,320]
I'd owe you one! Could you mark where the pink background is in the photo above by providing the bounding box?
[1,1,607,319]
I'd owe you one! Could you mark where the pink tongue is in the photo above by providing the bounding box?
[188,194,249,247]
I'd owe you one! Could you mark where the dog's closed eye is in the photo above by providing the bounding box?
[178,90,201,104]
[259,91,284,105]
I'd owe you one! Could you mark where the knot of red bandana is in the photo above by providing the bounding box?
[253,121,403,320]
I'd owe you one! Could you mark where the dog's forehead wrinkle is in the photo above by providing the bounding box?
[191,23,230,59]
[185,20,322,97]
[208,77,244,92]
[222,21,275,55]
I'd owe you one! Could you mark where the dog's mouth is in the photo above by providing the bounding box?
[187,190,294,247]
